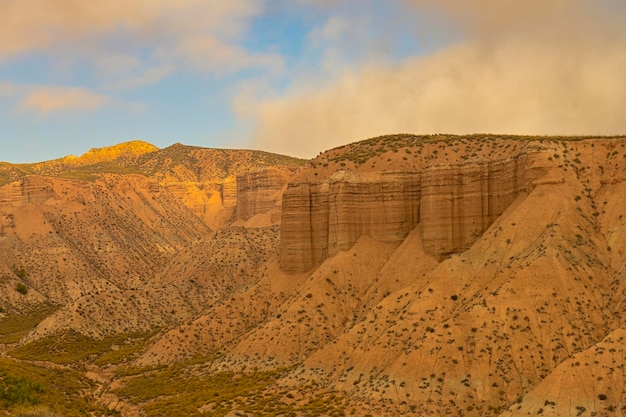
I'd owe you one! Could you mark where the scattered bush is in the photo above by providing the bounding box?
[16,283,28,295]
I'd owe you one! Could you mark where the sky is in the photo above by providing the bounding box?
[1,0,625,163]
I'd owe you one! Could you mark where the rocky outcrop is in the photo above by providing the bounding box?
[236,168,295,221]
[0,176,56,206]
[152,168,297,230]
[280,172,423,272]
[420,156,527,257]
[221,175,238,208]
[280,151,530,272]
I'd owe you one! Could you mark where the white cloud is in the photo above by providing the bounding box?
[0,0,272,85]
[244,0,626,157]
[19,86,108,114]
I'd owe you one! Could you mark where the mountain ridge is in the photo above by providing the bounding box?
[0,141,307,187]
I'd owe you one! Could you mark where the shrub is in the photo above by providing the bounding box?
[16,283,28,295]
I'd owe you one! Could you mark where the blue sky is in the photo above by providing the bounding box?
[1,0,625,163]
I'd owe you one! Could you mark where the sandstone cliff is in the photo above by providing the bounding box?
[279,136,591,272]
[0,142,306,231]
[236,167,294,223]
[0,176,56,206]
[280,171,423,272]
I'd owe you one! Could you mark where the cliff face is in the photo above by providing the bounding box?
[236,168,294,222]
[162,167,297,230]
[0,176,56,206]
[280,136,569,272]
[419,156,528,257]
[280,172,423,272]
[280,159,529,272]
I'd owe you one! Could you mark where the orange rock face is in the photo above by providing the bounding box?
[236,168,294,222]
[0,176,56,205]
[279,136,625,273]
[280,150,531,272]
[280,172,423,272]
[420,157,528,258]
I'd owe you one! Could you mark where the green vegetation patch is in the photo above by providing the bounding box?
[0,368,43,408]
[94,330,159,366]
[9,329,158,365]
[114,363,345,417]
[0,304,59,344]
[15,283,28,295]
[0,357,113,417]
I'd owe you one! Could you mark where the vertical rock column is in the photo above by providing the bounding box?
[420,158,526,258]
[280,182,330,273]
[221,175,238,208]
[327,172,421,257]
[280,173,422,272]
[236,169,293,221]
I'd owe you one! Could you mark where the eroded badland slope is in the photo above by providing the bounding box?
[1,135,625,417]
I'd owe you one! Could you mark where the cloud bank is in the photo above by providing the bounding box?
[0,0,275,74]
[0,1,281,118]
[0,0,280,105]
[19,86,107,114]
[248,0,626,157]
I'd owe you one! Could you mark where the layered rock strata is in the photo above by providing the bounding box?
[236,168,295,221]
[280,155,529,272]
[280,171,423,272]
[0,176,56,206]
[420,156,527,257]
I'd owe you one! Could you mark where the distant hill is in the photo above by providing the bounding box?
[0,140,306,186]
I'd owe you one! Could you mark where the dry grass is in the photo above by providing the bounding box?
[9,329,159,365]
[113,362,345,417]
[0,305,59,344]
